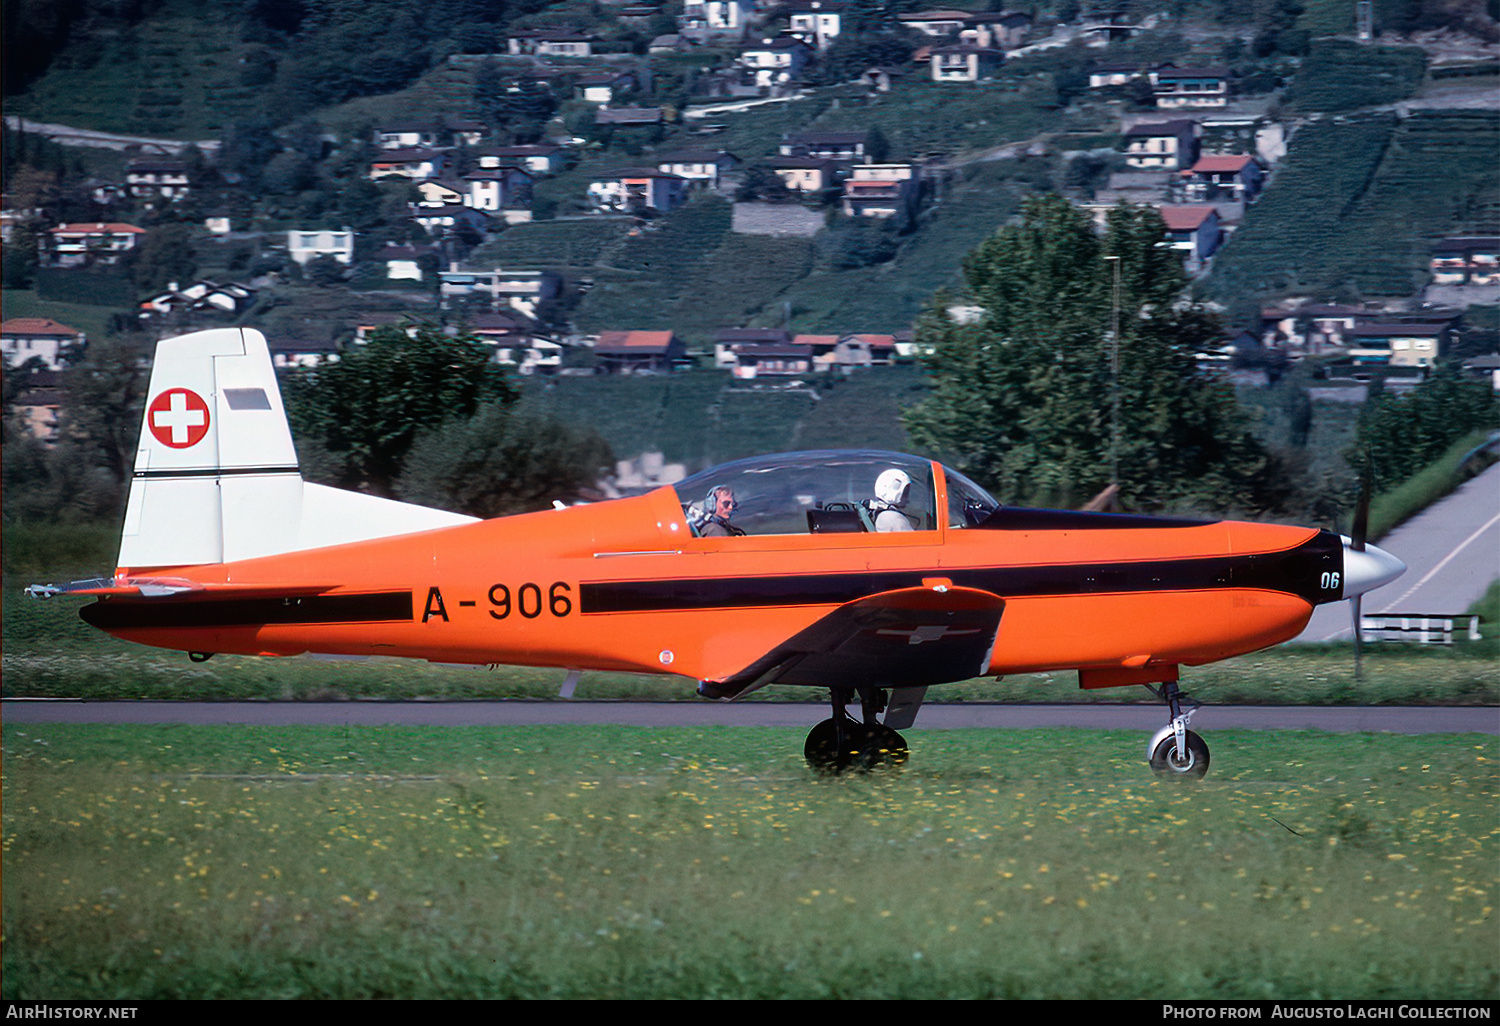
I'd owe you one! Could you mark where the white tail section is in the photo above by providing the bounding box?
[119,328,477,569]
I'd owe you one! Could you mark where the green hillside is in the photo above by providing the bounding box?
[516,365,927,472]
[1209,109,1500,307]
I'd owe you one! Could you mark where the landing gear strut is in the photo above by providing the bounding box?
[805,687,909,774]
[1146,680,1209,780]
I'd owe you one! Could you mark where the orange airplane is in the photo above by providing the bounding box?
[29,329,1406,778]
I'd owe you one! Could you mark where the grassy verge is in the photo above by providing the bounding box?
[3,723,1494,999]
[1369,429,1499,541]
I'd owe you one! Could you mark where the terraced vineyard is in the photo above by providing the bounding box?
[1280,39,1428,113]
[1210,109,1500,304]
[515,366,926,473]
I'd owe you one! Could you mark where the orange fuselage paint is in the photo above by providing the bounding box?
[87,481,1327,690]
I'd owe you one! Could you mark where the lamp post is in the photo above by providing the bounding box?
[1104,254,1122,491]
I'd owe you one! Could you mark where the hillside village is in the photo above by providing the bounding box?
[3,0,1498,489]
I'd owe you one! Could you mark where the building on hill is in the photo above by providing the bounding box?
[738,36,815,91]
[507,29,597,56]
[1152,66,1229,110]
[766,156,840,195]
[138,280,257,325]
[655,151,742,192]
[1259,303,1374,355]
[8,370,64,445]
[369,148,450,181]
[929,45,1003,83]
[841,164,921,219]
[780,131,867,163]
[1430,236,1500,286]
[125,160,191,204]
[594,330,688,374]
[679,0,756,42]
[288,229,355,266]
[374,121,449,150]
[786,0,845,51]
[714,327,791,371]
[1122,120,1200,171]
[475,145,568,176]
[1157,205,1222,271]
[587,168,690,214]
[1176,154,1263,204]
[1,318,85,370]
[268,337,342,369]
[441,269,560,319]
[1349,321,1452,369]
[41,222,145,268]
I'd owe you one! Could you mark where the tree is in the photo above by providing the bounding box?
[904,194,1269,512]
[1351,365,1499,490]
[395,404,614,518]
[280,322,519,496]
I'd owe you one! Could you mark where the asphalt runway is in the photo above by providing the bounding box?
[3,700,1495,734]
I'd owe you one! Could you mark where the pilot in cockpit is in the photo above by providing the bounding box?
[868,468,914,532]
[697,485,744,537]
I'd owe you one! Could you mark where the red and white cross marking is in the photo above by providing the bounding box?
[147,388,211,448]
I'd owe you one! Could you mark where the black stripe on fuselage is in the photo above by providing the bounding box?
[80,591,413,631]
[580,531,1344,614]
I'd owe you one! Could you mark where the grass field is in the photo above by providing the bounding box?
[3,723,1494,999]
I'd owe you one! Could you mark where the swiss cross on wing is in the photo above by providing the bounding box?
[147,388,211,449]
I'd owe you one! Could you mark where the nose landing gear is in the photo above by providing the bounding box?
[805,687,909,774]
[1146,681,1209,780]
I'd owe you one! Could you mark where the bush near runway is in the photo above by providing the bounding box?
[2,724,1494,999]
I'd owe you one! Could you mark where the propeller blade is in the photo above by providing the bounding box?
[1351,458,1372,552]
[1352,593,1364,683]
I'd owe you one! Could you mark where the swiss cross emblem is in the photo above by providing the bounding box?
[147,388,211,449]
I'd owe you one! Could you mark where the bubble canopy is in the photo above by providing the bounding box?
[672,450,1000,537]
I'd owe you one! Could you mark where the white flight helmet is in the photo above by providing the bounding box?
[874,468,911,507]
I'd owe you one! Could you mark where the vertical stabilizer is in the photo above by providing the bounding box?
[118,328,476,570]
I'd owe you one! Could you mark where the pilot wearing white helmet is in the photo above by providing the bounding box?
[870,468,913,532]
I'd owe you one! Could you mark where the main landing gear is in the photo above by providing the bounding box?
[1145,680,1209,780]
[805,687,909,774]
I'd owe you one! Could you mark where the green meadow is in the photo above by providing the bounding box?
[3,724,1495,999]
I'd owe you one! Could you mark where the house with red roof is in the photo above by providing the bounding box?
[1,317,85,370]
[594,330,687,374]
[1178,154,1263,204]
[42,222,145,268]
[1157,205,1222,268]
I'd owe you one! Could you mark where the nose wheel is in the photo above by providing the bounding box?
[1146,681,1210,780]
[805,688,909,774]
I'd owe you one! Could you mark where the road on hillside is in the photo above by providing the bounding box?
[1295,459,1500,643]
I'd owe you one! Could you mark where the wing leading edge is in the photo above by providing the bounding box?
[698,584,1005,709]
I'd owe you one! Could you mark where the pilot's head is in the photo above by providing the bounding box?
[875,469,911,508]
[707,485,737,520]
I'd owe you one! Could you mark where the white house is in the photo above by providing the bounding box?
[288,229,355,266]
[1,317,85,370]
[786,0,844,50]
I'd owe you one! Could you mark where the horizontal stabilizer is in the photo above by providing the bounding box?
[26,577,335,600]
[701,585,1004,701]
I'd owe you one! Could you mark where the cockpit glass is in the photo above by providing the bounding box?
[674,451,937,537]
[943,466,1000,528]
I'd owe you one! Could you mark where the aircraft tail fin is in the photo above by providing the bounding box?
[119,328,476,570]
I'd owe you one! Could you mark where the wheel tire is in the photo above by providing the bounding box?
[1149,730,1210,780]
[805,718,866,774]
[857,723,909,771]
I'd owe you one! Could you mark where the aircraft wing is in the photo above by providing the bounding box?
[700,584,1004,703]
[25,577,335,600]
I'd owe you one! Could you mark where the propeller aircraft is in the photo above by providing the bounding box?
[27,329,1407,777]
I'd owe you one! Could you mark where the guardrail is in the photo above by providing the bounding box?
[1360,613,1483,645]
